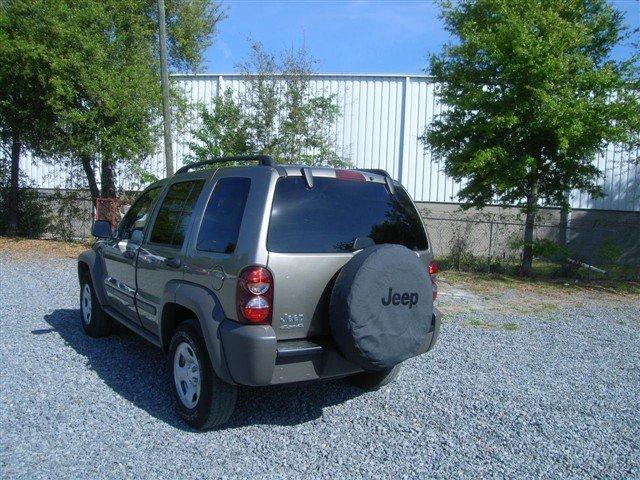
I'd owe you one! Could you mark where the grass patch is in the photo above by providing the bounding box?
[439,268,640,296]
[465,319,496,328]
[464,319,519,331]
[539,303,557,312]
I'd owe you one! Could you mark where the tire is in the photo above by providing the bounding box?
[80,275,113,337]
[168,319,237,430]
[348,364,401,391]
[330,245,433,371]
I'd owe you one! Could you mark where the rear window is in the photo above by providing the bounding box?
[267,176,428,253]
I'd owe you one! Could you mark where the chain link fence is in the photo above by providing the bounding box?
[31,189,93,240]
[27,189,640,281]
[34,189,138,240]
[422,209,640,281]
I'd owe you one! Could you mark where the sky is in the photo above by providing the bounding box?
[201,0,640,75]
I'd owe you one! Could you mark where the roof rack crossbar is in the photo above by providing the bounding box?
[174,155,275,175]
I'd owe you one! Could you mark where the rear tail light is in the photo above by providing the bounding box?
[429,261,439,301]
[335,169,366,181]
[236,266,273,324]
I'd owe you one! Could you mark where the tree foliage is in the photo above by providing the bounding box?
[0,158,50,238]
[422,0,640,274]
[0,0,224,215]
[188,89,249,160]
[46,0,163,200]
[189,43,349,167]
[164,0,226,71]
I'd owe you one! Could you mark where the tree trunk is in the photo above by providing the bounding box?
[520,180,538,276]
[8,130,21,236]
[100,157,117,199]
[80,155,100,206]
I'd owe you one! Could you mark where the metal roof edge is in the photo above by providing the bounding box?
[170,72,434,80]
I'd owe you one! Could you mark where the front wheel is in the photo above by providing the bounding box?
[80,276,112,337]
[347,364,401,391]
[168,319,237,430]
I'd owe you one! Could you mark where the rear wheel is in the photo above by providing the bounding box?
[168,319,237,430]
[80,276,112,337]
[347,364,401,391]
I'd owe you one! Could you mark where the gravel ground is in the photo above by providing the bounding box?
[1,253,639,479]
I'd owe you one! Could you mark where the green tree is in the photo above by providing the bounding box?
[55,0,224,201]
[188,89,250,160]
[0,158,50,238]
[0,0,224,218]
[422,0,640,275]
[0,0,60,234]
[189,42,349,167]
[165,0,224,70]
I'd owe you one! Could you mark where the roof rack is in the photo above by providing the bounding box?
[174,155,275,175]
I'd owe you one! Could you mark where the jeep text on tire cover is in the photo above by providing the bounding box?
[381,288,419,309]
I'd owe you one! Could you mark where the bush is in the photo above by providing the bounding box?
[0,161,50,238]
[508,237,569,262]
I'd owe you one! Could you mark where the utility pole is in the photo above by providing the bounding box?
[157,0,174,176]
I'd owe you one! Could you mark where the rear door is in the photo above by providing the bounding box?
[266,174,429,340]
[135,179,205,334]
[182,173,254,321]
[102,186,162,322]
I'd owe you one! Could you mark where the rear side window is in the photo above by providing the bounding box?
[149,180,204,247]
[268,176,428,253]
[197,178,251,254]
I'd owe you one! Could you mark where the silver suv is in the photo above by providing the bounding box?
[78,155,441,429]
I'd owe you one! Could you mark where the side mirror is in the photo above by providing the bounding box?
[91,220,112,239]
[130,229,144,246]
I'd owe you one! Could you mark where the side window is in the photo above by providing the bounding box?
[197,178,251,254]
[118,187,161,240]
[149,180,204,248]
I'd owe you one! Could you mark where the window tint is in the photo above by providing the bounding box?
[267,177,428,253]
[197,178,251,254]
[118,187,161,240]
[149,180,204,247]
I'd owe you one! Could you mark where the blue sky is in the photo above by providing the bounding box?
[202,0,640,74]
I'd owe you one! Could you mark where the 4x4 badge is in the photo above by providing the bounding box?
[381,288,419,309]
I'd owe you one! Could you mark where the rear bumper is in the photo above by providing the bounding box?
[219,307,442,387]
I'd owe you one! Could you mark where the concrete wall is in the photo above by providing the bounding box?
[567,209,640,267]
[36,189,94,240]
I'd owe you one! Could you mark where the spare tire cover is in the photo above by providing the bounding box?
[330,244,433,371]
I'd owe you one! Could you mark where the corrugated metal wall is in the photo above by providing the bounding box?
[21,73,639,212]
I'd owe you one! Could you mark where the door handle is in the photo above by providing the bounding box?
[123,250,136,259]
[164,258,182,269]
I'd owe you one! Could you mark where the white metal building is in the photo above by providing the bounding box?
[20,73,640,211]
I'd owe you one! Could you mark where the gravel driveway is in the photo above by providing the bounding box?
[1,251,639,479]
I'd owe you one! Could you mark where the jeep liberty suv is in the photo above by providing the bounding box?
[78,155,441,429]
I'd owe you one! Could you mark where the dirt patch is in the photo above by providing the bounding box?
[0,237,90,260]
